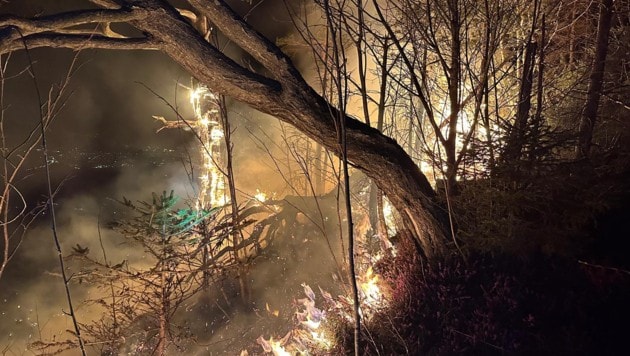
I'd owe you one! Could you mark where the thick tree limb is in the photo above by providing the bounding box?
[128,1,284,109]
[187,0,297,79]
[0,8,145,36]
[0,31,159,54]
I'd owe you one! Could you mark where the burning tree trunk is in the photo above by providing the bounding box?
[0,0,448,259]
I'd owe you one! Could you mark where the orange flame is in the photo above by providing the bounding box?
[256,335,291,356]
[188,85,226,209]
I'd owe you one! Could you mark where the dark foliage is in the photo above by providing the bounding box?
[343,236,630,355]
[453,151,630,256]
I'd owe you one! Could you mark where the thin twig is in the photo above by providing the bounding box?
[18,29,87,355]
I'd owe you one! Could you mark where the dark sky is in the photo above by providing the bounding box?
[0,1,343,354]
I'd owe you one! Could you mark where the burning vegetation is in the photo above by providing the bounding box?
[2,0,630,355]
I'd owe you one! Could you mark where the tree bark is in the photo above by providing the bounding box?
[575,0,614,159]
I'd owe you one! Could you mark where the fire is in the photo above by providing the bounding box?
[255,272,389,354]
[296,284,325,331]
[256,336,291,356]
[210,127,224,140]
[294,284,333,350]
[310,330,333,349]
[187,84,226,208]
[266,302,279,317]
[254,189,267,203]
[359,266,383,307]
[198,117,210,127]
[382,198,397,237]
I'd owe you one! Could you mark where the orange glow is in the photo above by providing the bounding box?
[188,85,226,209]
[256,336,291,356]
[254,189,267,203]
[360,267,381,303]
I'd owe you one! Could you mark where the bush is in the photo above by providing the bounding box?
[348,236,630,355]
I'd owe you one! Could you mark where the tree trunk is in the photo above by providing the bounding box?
[219,96,251,305]
[530,15,546,161]
[505,41,537,164]
[157,307,167,356]
[575,0,614,159]
[445,0,462,197]
[157,259,167,356]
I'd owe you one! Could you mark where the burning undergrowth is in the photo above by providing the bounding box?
[250,231,395,355]
[253,274,390,355]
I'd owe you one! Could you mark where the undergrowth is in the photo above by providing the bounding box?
[336,235,630,355]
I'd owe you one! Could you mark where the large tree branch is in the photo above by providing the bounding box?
[187,0,297,80]
[0,8,146,36]
[0,31,159,54]
[0,6,150,52]
[127,0,283,108]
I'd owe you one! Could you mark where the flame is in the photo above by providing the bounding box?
[360,267,381,303]
[300,315,321,330]
[199,117,210,127]
[189,87,203,103]
[188,85,226,208]
[382,199,397,237]
[310,330,333,350]
[257,336,291,356]
[210,127,224,141]
[358,266,388,319]
[254,189,267,203]
[257,276,391,353]
[266,302,279,317]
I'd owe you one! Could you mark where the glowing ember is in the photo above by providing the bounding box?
[266,302,279,317]
[198,117,210,127]
[360,266,382,306]
[296,284,325,331]
[254,189,267,203]
[256,335,291,356]
[210,127,224,141]
[382,198,397,237]
[309,330,333,350]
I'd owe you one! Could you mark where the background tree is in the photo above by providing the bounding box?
[576,0,615,158]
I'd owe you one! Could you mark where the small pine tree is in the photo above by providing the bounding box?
[71,191,231,355]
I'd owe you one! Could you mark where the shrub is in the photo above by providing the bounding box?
[347,236,630,355]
